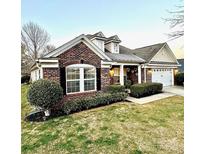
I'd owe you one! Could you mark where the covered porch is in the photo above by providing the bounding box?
[108,64,146,86]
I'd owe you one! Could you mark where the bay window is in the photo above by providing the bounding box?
[66,64,96,94]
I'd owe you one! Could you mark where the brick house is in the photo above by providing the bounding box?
[31,32,180,99]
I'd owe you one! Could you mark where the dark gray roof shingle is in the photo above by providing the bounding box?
[131,43,166,62]
[105,52,145,63]
[119,45,133,54]
[86,32,107,40]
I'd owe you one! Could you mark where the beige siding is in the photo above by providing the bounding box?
[151,46,176,62]
[105,42,119,53]
[92,39,105,52]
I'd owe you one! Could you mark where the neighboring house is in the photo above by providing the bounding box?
[177,59,184,73]
[31,32,180,99]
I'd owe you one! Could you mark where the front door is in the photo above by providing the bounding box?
[127,67,138,84]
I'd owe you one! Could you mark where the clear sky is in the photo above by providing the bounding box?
[22,0,184,58]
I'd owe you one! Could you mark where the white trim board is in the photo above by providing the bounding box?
[41,64,59,68]
[37,59,58,63]
[144,65,179,68]
[101,60,140,66]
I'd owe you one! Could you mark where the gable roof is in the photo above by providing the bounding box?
[43,34,111,60]
[43,31,178,65]
[86,31,107,41]
[131,43,166,62]
[86,32,121,43]
[105,35,121,44]
[119,43,179,65]
[93,31,105,37]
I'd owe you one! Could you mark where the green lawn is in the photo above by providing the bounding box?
[22,85,184,154]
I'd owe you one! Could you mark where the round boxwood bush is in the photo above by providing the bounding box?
[27,79,63,110]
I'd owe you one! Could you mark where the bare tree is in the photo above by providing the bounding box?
[21,22,54,75]
[41,44,56,57]
[164,4,184,40]
[21,43,34,75]
[21,22,50,60]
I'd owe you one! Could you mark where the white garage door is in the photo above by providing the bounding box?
[152,68,173,86]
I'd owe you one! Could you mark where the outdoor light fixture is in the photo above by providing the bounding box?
[148,69,152,73]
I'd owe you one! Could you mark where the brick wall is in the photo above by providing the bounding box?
[43,68,60,83]
[42,42,111,100]
[101,68,110,91]
[58,42,101,68]
[62,91,97,101]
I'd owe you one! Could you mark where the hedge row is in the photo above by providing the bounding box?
[63,92,128,115]
[125,80,132,89]
[130,82,163,98]
[106,85,125,93]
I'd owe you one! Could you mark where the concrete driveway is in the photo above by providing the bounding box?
[163,86,184,96]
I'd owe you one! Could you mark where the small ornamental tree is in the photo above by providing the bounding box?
[27,79,63,114]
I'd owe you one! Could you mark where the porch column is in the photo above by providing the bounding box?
[171,69,174,85]
[120,64,124,85]
[144,67,146,83]
[138,65,141,84]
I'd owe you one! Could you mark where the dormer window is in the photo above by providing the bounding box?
[92,39,105,52]
[114,43,119,53]
[89,32,106,52]
[105,35,121,53]
[87,32,121,53]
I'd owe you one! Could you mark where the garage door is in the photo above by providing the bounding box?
[152,69,173,86]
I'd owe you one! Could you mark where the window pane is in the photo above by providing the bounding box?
[67,68,80,80]
[67,81,80,93]
[84,68,95,79]
[84,79,95,91]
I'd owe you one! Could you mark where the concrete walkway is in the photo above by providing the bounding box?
[126,92,176,104]
[163,86,184,96]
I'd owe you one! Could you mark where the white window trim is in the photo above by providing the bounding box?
[66,64,96,94]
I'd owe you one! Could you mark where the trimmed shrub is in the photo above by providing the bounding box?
[125,80,132,89]
[63,92,128,115]
[21,75,30,84]
[175,73,184,86]
[106,85,125,93]
[27,79,63,110]
[130,82,163,98]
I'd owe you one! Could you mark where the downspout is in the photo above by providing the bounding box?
[36,59,43,79]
